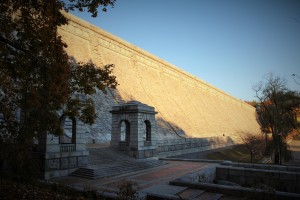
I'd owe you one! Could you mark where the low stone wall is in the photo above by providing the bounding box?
[157,136,233,158]
[170,179,300,200]
[35,145,89,180]
[216,165,300,193]
[168,162,300,199]
[227,162,300,173]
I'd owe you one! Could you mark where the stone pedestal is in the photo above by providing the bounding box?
[110,101,158,159]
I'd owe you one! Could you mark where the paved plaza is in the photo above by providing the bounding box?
[51,158,218,198]
[50,137,300,199]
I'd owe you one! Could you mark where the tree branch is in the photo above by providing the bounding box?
[0,34,39,62]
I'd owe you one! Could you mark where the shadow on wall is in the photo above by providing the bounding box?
[123,96,187,140]
[108,90,236,143]
[155,117,186,139]
[64,57,236,144]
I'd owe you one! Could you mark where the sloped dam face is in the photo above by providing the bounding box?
[58,12,260,143]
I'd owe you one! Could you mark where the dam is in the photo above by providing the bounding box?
[39,12,261,179]
[58,12,260,144]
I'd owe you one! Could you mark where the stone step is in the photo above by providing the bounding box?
[195,192,223,200]
[147,190,223,200]
[71,165,150,179]
[71,146,165,179]
[72,160,164,179]
[177,188,205,199]
[70,168,95,179]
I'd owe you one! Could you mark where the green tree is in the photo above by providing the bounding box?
[0,0,117,178]
[254,74,300,164]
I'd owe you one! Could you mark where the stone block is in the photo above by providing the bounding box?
[46,145,60,153]
[47,136,59,144]
[45,152,61,159]
[216,167,228,180]
[170,145,175,151]
[144,150,153,158]
[46,159,60,170]
[228,168,244,185]
[279,172,297,192]
[257,164,269,170]
[69,157,77,168]
[78,156,88,167]
[75,143,86,151]
[60,157,69,169]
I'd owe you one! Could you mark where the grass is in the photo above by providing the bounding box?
[205,145,260,163]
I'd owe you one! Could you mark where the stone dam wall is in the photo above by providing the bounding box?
[58,12,261,144]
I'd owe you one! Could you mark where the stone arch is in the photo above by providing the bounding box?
[144,120,151,142]
[120,119,130,145]
[59,115,76,144]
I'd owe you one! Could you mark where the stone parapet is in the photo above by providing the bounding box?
[157,137,232,158]
[216,165,300,193]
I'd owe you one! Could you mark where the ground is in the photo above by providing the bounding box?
[1,136,300,199]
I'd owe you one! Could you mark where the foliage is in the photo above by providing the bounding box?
[240,133,266,163]
[116,180,140,200]
[0,178,106,200]
[0,0,116,178]
[198,173,209,183]
[253,73,300,163]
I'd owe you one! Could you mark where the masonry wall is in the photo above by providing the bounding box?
[157,137,233,158]
[216,166,300,193]
[58,12,261,143]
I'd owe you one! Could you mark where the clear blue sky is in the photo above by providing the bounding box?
[71,0,300,101]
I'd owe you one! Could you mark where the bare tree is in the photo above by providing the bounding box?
[241,133,265,163]
[253,73,300,164]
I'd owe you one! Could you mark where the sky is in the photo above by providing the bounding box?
[71,0,300,101]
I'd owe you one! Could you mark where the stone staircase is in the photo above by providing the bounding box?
[70,147,165,179]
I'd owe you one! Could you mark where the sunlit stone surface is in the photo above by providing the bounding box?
[58,12,260,144]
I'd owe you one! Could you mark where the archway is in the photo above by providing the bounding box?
[59,116,76,144]
[144,120,151,142]
[120,120,130,145]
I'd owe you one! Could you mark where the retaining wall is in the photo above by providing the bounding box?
[216,166,300,193]
[157,136,233,157]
